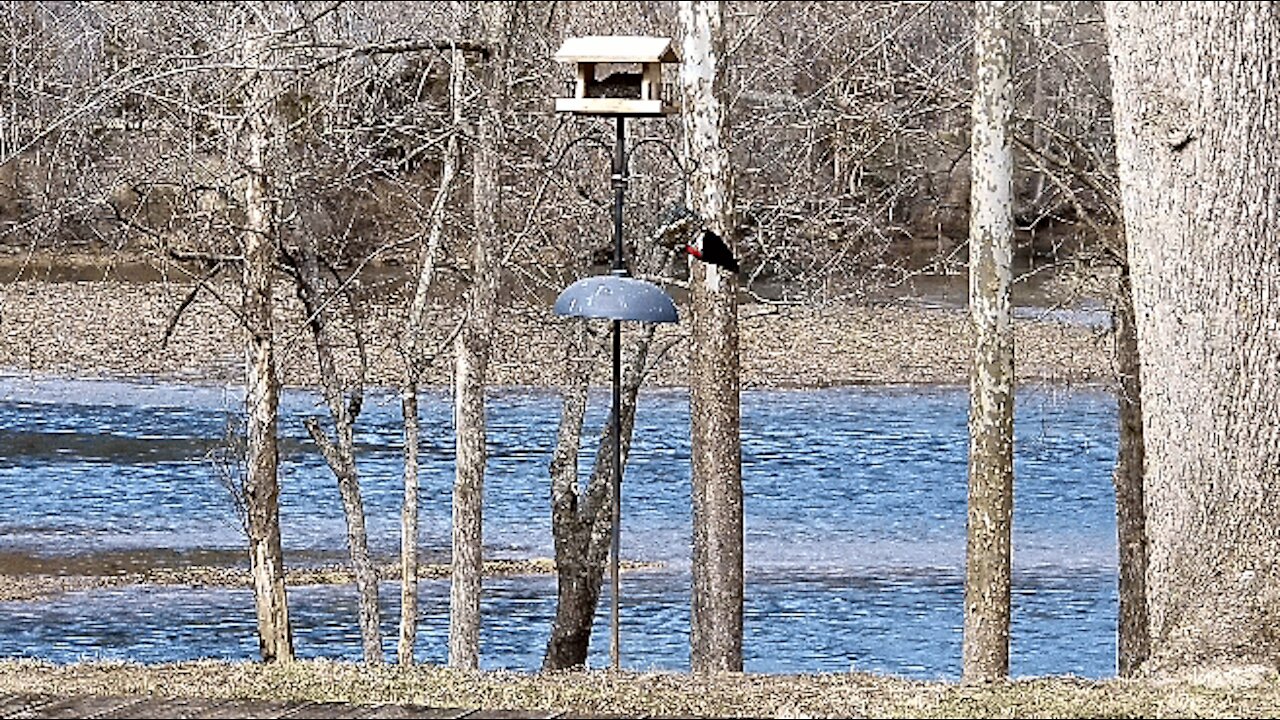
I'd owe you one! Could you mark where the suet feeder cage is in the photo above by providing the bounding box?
[553,35,679,117]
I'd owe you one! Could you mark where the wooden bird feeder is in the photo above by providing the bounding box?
[553,36,679,116]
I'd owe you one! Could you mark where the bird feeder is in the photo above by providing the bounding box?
[551,33,682,674]
[553,35,679,116]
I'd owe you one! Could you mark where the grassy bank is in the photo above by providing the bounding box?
[0,659,1278,718]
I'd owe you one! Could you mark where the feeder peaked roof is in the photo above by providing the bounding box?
[554,36,678,64]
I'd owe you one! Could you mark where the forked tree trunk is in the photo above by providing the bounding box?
[240,25,293,665]
[1111,265,1149,676]
[291,250,381,665]
[449,2,510,670]
[398,46,464,667]
[541,213,681,670]
[1106,1,1280,675]
[542,321,659,670]
[541,320,600,670]
[680,0,744,675]
[963,0,1014,683]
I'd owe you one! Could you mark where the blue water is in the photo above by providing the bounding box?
[0,375,1118,679]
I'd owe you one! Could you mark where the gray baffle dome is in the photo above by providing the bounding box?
[554,275,679,323]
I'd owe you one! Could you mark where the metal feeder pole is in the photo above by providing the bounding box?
[609,114,626,672]
[551,37,680,674]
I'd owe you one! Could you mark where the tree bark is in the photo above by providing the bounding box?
[398,46,464,668]
[449,2,510,671]
[1111,265,1149,676]
[542,319,600,671]
[450,314,486,670]
[240,23,293,665]
[963,0,1014,684]
[680,0,744,675]
[542,215,682,671]
[398,381,421,665]
[1106,1,1280,675]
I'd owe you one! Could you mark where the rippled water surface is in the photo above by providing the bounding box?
[0,375,1118,678]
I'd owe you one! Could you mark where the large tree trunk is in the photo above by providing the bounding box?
[240,25,293,665]
[449,2,510,670]
[542,320,601,671]
[1111,265,1149,676]
[680,0,744,675]
[1106,2,1280,675]
[450,315,487,670]
[398,46,464,667]
[963,0,1014,684]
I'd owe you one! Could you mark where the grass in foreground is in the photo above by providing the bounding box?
[1,659,1278,718]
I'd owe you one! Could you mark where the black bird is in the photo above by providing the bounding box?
[685,228,740,273]
[652,204,740,273]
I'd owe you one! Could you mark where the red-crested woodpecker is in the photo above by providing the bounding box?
[652,205,740,273]
[685,228,739,273]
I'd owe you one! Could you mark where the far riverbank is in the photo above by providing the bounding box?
[0,275,1114,389]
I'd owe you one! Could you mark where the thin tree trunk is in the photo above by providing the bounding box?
[304,415,381,664]
[398,381,421,665]
[292,250,382,665]
[240,25,293,665]
[680,0,743,675]
[449,2,510,670]
[1027,0,1047,205]
[398,46,464,667]
[1106,1,1280,675]
[1111,266,1149,676]
[963,0,1014,684]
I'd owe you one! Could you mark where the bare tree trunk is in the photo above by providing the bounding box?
[449,2,510,670]
[398,46,465,668]
[1026,0,1047,205]
[680,0,743,675]
[450,317,486,669]
[398,381,421,663]
[542,320,599,670]
[289,249,382,665]
[1106,1,1280,675]
[542,320,660,670]
[1111,265,1149,676]
[240,25,293,665]
[963,0,1014,684]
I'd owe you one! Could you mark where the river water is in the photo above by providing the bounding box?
[0,375,1118,679]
